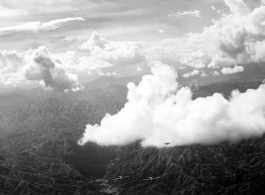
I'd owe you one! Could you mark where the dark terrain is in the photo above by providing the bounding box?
[0,70,265,194]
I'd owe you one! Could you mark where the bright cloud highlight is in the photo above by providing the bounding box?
[79,62,265,147]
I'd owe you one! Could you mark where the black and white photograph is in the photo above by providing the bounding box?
[0,0,265,194]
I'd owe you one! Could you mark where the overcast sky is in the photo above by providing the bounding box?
[0,0,265,91]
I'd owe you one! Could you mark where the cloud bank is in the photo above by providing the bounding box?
[0,31,147,88]
[79,62,265,147]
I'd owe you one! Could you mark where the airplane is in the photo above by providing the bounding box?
[142,176,162,181]
[164,142,170,145]
[112,176,129,181]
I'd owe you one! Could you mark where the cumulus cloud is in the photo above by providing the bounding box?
[182,70,200,78]
[180,50,208,69]
[224,0,263,15]
[80,31,145,66]
[52,51,113,71]
[0,50,25,73]
[0,50,29,86]
[24,46,81,92]
[79,62,265,147]
[0,17,84,33]
[0,31,145,88]
[221,65,245,74]
[0,31,147,89]
[80,31,108,50]
[179,0,265,69]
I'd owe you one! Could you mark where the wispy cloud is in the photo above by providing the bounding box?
[169,9,202,19]
[0,17,85,33]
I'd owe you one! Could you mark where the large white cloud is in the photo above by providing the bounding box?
[79,62,265,147]
[24,46,81,92]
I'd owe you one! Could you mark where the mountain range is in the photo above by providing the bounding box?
[0,66,265,194]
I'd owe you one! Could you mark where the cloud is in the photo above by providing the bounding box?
[0,17,85,33]
[52,50,113,71]
[221,65,245,74]
[144,35,200,64]
[24,46,81,92]
[180,50,208,69]
[182,70,200,78]
[97,70,118,77]
[80,31,108,50]
[79,62,265,147]
[0,5,26,17]
[224,0,263,15]
[201,71,207,77]
[0,50,25,73]
[137,66,142,71]
[179,0,265,69]
[169,10,202,19]
[0,50,29,87]
[213,70,220,76]
[80,31,145,66]
[0,32,146,88]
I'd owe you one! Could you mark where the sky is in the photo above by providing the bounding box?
[1,0,265,91]
[1,0,265,147]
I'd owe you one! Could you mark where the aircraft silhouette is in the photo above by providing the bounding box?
[142,176,162,181]
[164,142,170,145]
[112,176,129,181]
